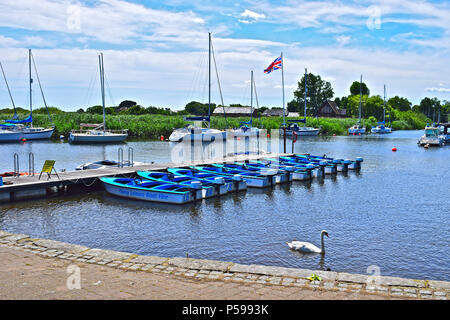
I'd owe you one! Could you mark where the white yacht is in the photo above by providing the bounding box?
[0,124,23,142]
[169,33,226,143]
[169,123,226,142]
[283,68,319,137]
[1,51,54,140]
[371,84,392,134]
[69,53,128,144]
[229,70,261,138]
[348,75,366,135]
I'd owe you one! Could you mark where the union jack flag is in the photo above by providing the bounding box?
[264,55,282,74]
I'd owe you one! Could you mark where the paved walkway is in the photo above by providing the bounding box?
[0,245,391,300]
[1,230,448,300]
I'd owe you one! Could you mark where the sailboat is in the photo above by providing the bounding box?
[3,49,54,140]
[371,84,392,134]
[68,53,128,143]
[169,33,226,143]
[229,70,260,138]
[348,75,366,135]
[0,61,24,142]
[285,68,319,136]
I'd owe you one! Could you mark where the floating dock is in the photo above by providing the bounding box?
[1,152,300,203]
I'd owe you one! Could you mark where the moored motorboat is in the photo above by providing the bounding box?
[438,123,450,143]
[75,159,143,170]
[101,177,201,204]
[136,171,228,198]
[418,126,444,147]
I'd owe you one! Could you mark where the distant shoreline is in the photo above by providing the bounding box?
[1,112,430,139]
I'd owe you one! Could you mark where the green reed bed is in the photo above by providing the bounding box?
[0,111,428,139]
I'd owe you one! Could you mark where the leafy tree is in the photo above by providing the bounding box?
[76,108,85,113]
[185,101,216,115]
[33,106,64,114]
[120,104,147,115]
[418,97,441,121]
[118,100,137,110]
[290,72,334,116]
[388,96,411,112]
[345,95,384,119]
[86,105,104,114]
[350,80,370,96]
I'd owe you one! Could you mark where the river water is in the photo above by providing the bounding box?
[0,130,449,281]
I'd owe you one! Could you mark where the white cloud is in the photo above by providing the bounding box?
[240,9,266,21]
[426,87,450,93]
[335,35,351,46]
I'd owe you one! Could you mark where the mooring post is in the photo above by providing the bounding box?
[28,152,35,176]
[128,147,134,167]
[13,153,19,178]
[118,147,123,168]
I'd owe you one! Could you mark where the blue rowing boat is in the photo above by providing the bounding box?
[136,171,227,198]
[281,155,337,175]
[191,165,277,188]
[213,163,292,184]
[100,177,202,204]
[293,154,363,171]
[245,160,314,181]
[167,168,247,192]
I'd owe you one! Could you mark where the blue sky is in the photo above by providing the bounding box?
[0,0,449,111]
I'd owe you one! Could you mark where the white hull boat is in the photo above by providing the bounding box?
[169,126,226,142]
[69,130,128,144]
[0,129,23,142]
[371,125,392,134]
[418,127,444,146]
[23,127,54,140]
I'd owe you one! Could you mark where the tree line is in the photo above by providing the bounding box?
[287,72,450,123]
[2,74,449,123]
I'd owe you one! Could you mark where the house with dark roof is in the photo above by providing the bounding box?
[212,106,257,117]
[262,108,287,117]
[317,100,346,118]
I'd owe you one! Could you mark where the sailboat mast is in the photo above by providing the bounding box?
[359,75,362,124]
[29,49,33,127]
[99,53,106,132]
[281,52,286,125]
[208,32,211,128]
[383,84,386,123]
[304,68,307,126]
[250,70,253,125]
[0,61,18,119]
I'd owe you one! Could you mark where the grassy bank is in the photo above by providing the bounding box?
[0,110,430,139]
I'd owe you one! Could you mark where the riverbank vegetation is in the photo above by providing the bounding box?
[1,71,448,139]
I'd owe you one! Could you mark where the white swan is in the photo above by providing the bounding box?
[287,230,329,254]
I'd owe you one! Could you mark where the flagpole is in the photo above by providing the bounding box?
[281,52,285,126]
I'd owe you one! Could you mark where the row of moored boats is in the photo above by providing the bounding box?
[100,154,364,204]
